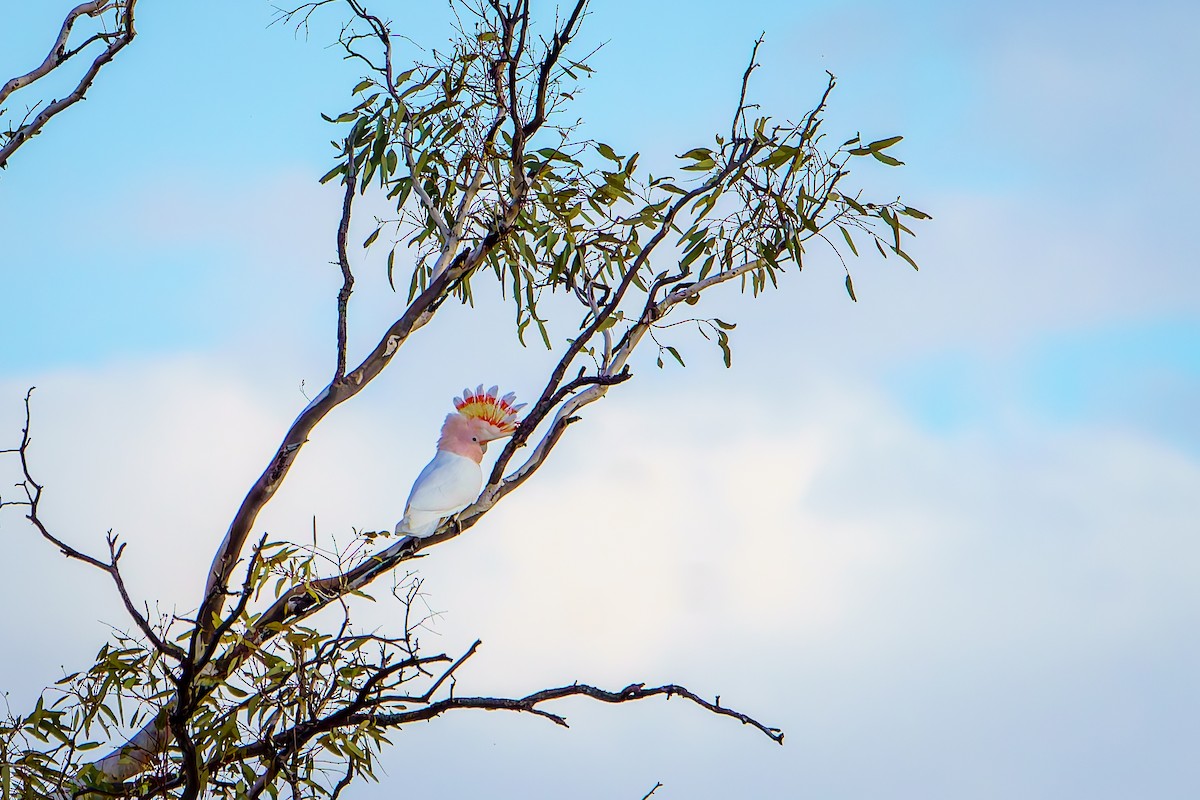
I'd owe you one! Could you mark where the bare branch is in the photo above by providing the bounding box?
[521,0,588,139]
[334,137,358,381]
[249,678,784,755]
[103,533,188,662]
[4,388,108,570]
[0,1,138,170]
[2,389,188,665]
[731,35,763,141]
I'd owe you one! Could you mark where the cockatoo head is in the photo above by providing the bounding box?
[436,385,525,463]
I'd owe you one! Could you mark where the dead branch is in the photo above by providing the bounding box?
[1,388,185,661]
[241,676,785,761]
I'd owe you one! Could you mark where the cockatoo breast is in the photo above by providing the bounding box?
[395,450,482,538]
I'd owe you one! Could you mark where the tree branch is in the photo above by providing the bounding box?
[521,0,588,139]
[194,0,594,648]
[334,136,357,381]
[248,678,784,758]
[641,782,664,800]
[0,0,138,170]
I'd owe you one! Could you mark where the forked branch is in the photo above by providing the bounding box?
[0,0,139,170]
[87,639,780,798]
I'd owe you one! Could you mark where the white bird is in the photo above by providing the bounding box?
[395,385,524,538]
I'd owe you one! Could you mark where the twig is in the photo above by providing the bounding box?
[641,782,664,800]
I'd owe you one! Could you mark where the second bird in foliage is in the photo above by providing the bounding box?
[394,386,524,538]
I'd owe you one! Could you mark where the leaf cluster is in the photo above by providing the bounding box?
[318,16,927,369]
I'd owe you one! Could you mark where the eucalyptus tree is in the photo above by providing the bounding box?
[0,1,927,797]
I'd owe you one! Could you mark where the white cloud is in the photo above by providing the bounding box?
[1,334,1196,797]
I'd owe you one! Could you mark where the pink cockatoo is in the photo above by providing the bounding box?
[395,385,524,538]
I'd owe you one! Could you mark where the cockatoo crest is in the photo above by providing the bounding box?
[453,385,525,440]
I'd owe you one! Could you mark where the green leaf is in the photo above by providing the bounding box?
[845,273,857,302]
[714,318,736,330]
[682,158,716,171]
[892,245,920,271]
[595,315,619,332]
[665,345,685,367]
[838,225,859,256]
[867,135,903,151]
[870,150,903,166]
[679,239,709,270]
[596,142,621,162]
[539,148,581,169]
[352,79,374,94]
[842,194,867,215]
[900,205,932,220]
[412,148,430,179]
[758,144,798,169]
[678,147,713,161]
[717,329,732,367]
[880,207,902,250]
[319,164,345,184]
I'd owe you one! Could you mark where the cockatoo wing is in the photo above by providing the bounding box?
[395,450,482,538]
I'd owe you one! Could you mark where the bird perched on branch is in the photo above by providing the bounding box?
[395,385,524,538]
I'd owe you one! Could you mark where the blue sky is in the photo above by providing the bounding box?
[1,1,1197,798]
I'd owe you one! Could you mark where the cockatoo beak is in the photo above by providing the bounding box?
[480,441,488,453]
